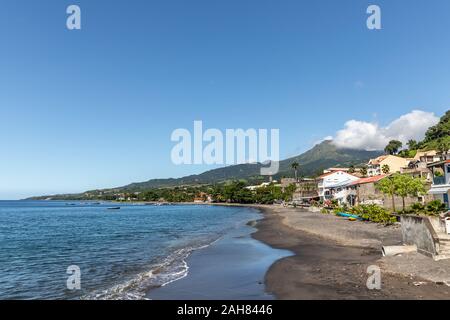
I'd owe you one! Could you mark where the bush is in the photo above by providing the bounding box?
[426,200,447,216]
[410,202,425,212]
[333,205,348,215]
[351,204,397,225]
[401,202,425,215]
[321,208,330,214]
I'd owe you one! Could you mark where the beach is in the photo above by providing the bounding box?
[142,203,450,299]
[147,216,291,300]
[253,205,450,299]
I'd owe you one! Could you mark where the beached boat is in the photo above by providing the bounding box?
[336,212,362,220]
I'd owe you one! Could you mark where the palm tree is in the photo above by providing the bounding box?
[360,166,368,177]
[407,139,418,151]
[291,162,300,182]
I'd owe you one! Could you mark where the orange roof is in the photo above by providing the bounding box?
[351,175,387,186]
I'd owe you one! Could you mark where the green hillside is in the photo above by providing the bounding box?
[29,141,382,200]
[119,140,381,191]
[419,110,450,150]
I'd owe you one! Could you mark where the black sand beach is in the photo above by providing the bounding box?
[147,216,291,300]
[253,206,450,300]
[146,204,450,300]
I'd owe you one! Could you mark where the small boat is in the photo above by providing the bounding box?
[107,207,121,210]
[336,212,362,220]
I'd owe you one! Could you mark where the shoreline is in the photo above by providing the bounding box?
[253,205,450,299]
[146,206,291,300]
[15,200,450,299]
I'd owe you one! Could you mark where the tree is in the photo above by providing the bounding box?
[379,174,427,212]
[348,165,356,174]
[423,110,450,143]
[436,138,450,157]
[376,176,397,212]
[384,140,403,155]
[382,164,390,175]
[393,174,411,212]
[407,139,418,150]
[360,166,368,177]
[283,183,297,202]
[407,177,426,200]
[291,162,300,182]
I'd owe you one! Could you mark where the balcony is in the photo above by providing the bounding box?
[433,176,446,185]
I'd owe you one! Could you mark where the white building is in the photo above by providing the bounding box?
[428,159,450,209]
[317,171,359,201]
[246,181,279,191]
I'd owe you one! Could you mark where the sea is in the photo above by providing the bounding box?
[0,201,262,300]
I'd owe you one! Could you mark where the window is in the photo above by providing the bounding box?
[447,165,450,173]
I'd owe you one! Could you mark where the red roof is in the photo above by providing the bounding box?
[351,175,387,186]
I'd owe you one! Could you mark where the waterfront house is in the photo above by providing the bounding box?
[367,155,410,176]
[427,159,450,209]
[281,178,319,203]
[317,171,359,201]
[350,175,388,206]
[332,174,430,210]
[326,175,387,206]
[400,150,440,181]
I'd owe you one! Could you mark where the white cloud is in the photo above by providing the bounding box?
[331,110,439,151]
[313,135,334,146]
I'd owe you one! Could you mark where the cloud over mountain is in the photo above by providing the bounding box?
[331,110,439,151]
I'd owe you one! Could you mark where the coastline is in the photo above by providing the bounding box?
[253,205,450,299]
[146,206,291,300]
[13,200,449,299]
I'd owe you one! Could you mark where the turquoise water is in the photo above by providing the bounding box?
[0,201,260,300]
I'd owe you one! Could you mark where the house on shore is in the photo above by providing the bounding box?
[428,159,450,209]
[367,155,410,176]
[400,150,440,181]
[317,171,359,202]
[280,178,319,203]
[328,174,432,210]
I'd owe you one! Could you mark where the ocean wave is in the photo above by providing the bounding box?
[81,242,215,300]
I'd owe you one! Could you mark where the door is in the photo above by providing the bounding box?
[444,193,449,209]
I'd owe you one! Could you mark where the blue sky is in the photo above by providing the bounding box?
[1,0,449,199]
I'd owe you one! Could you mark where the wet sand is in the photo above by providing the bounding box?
[147,217,291,300]
[253,207,450,299]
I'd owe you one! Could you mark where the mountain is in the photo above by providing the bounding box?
[277,140,382,176]
[28,141,382,199]
[122,140,382,191]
